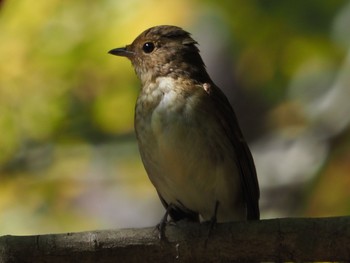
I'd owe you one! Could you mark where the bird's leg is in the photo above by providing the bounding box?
[156,204,173,240]
[209,200,219,232]
[205,201,220,246]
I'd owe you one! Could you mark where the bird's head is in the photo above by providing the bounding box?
[109,25,209,85]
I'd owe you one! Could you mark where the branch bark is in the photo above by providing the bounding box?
[0,216,349,262]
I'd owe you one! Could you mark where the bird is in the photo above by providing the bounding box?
[108,25,260,233]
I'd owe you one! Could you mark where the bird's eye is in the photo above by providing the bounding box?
[142,42,155,53]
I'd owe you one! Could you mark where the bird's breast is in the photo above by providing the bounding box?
[135,76,207,177]
[135,77,195,137]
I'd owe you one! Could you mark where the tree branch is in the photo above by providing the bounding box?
[1,216,349,262]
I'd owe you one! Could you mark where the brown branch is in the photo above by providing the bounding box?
[0,216,349,262]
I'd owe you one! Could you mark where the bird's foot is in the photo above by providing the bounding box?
[156,204,174,240]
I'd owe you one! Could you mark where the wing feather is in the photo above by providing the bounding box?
[207,84,260,220]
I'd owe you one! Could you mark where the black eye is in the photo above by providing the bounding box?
[142,42,155,53]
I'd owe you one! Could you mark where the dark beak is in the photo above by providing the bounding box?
[108,46,134,58]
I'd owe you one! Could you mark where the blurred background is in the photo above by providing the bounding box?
[1,0,350,235]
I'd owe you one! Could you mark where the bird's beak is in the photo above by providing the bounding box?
[108,46,134,58]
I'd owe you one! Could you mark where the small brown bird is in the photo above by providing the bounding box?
[109,25,259,227]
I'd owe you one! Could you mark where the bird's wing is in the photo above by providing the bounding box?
[207,83,260,220]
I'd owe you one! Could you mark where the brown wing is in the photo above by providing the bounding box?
[208,83,260,220]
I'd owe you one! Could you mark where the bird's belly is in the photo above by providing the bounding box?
[136,103,245,222]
